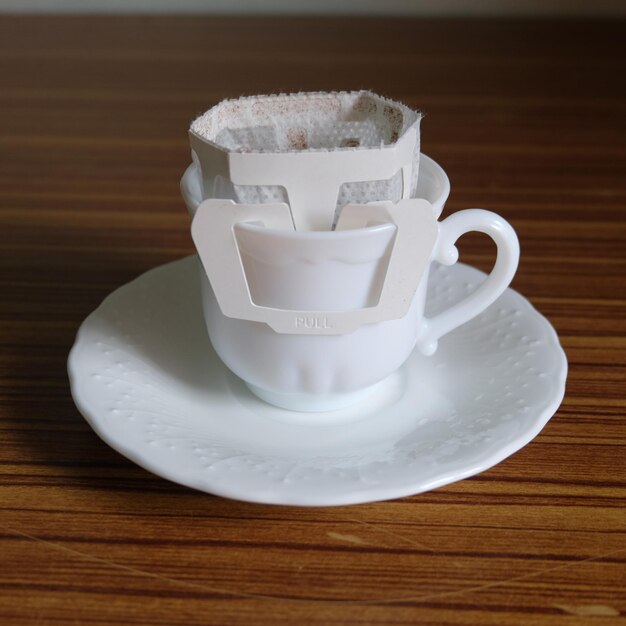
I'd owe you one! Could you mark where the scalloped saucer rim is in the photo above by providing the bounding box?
[68,256,567,506]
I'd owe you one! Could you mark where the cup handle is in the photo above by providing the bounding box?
[417,209,520,355]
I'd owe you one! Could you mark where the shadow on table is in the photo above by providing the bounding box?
[7,254,238,513]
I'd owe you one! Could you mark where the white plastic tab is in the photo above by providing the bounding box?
[191,198,438,335]
[226,128,417,231]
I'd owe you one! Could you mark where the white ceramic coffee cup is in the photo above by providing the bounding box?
[181,156,519,413]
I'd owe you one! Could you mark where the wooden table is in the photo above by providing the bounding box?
[1,15,624,625]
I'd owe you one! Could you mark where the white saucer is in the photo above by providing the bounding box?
[68,257,567,506]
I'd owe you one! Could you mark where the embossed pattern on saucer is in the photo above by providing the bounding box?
[68,257,567,506]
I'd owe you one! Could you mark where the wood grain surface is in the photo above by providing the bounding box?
[0,15,625,626]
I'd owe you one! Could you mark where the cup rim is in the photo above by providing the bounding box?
[181,152,450,240]
[235,218,396,242]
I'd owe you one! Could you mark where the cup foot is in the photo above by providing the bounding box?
[245,380,385,415]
